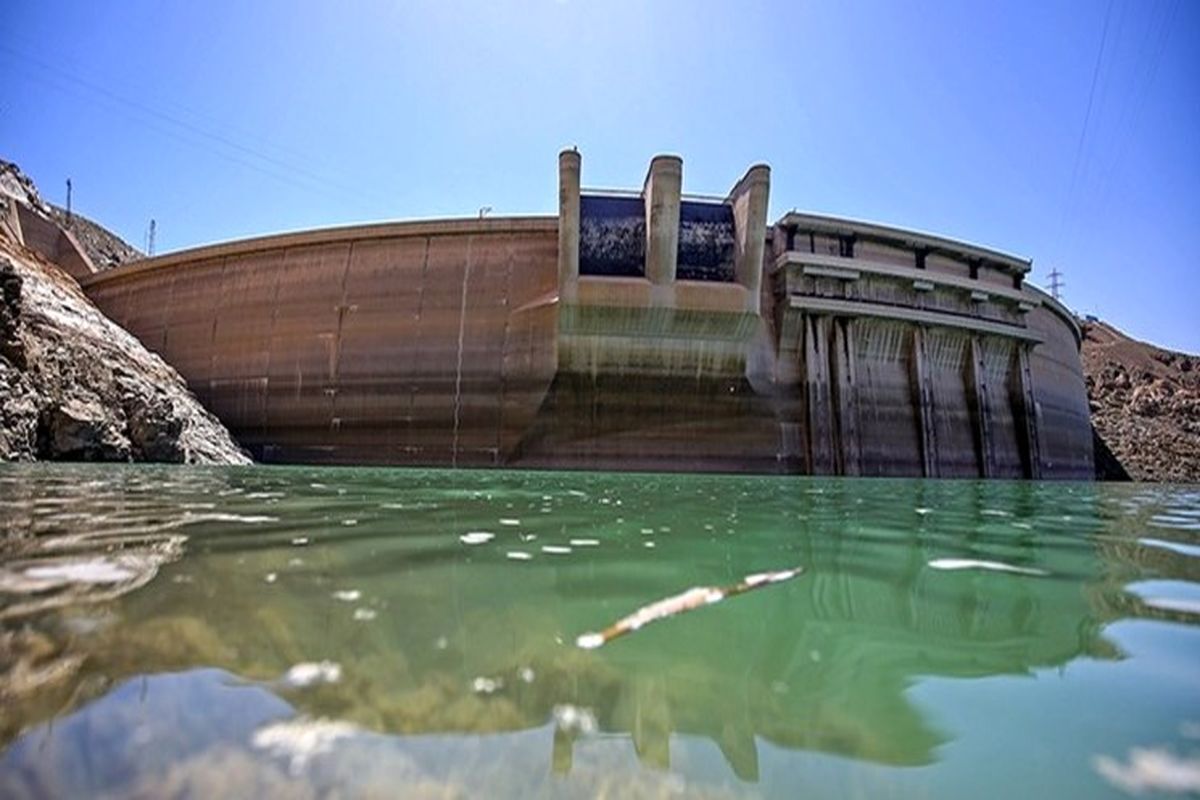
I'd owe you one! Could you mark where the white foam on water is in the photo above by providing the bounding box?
[570,538,600,547]
[291,537,309,546]
[280,661,342,688]
[352,608,377,621]
[927,558,1047,576]
[264,572,278,584]
[506,551,533,561]
[331,590,361,602]
[643,541,656,549]
[541,545,572,555]
[459,531,495,545]
[499,518,521,526]
[640,528,654,535]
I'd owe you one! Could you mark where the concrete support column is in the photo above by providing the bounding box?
[831,317,861,476]
[558,149,581,304]
[1016,344,1043,479]
[911,326,939,478]
[968,336,996,478]
[728,164,770,314]
[804,315,834,474]
[643,155,682,307]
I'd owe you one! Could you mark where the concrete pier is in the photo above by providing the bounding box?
[557,149,581,304]
[643,155,682,306]
[728,164,770,313]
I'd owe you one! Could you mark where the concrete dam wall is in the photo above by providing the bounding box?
[80,151,1093,478]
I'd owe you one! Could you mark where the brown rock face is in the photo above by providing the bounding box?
[0,242,249,464]
[1081,321,1200,482]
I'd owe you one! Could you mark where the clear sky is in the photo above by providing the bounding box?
[2,0,1197,351]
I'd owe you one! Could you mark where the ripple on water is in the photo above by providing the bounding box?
[927,558,1048,576]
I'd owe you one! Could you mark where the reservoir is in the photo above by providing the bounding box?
[1,464,1197,797]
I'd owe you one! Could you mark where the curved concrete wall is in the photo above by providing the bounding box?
[81,157,1093,478]
[85,218,560,466]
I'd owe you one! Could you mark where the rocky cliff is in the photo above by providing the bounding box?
[0,240,249,463]
[1082,321,1200,483]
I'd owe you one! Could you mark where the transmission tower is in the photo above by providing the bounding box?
[1048,268,1064,301]
[146,219,156,257]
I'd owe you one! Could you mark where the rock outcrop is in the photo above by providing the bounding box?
[0,239,249,464]
[1081,320,1200,483]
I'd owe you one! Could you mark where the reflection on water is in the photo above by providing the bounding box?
[0,465,1198,797]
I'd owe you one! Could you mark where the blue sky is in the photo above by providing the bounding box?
[2,0,1197,351]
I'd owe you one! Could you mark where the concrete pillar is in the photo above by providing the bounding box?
[1016,344,1043,479]
[728,164,770,314]
[558,149,581,304]
[968,336,996,478]
[804,315,834,474]
[831,317,861,476]
[911,326,939,478]
[643,154,682,306]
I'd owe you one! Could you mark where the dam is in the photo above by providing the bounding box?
[78,151,1093,478]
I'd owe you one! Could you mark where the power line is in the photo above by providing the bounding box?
[0,43,388,208]
[1053,0,1116,256]
[1091,0,1182,221]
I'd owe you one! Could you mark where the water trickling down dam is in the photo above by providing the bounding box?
[79,151,1093,478]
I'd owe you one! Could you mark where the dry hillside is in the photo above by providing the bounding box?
[1081,320,1200,482]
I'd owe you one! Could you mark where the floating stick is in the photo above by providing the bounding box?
[576,566,803,649]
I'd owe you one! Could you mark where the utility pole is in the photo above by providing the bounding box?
[146,219,156,257]
[1048,268,1064,301]
[65,179,72,226]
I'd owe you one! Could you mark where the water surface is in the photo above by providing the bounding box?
[1,464,1198,798]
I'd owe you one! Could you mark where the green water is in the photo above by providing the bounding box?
[0,465,1198,798]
